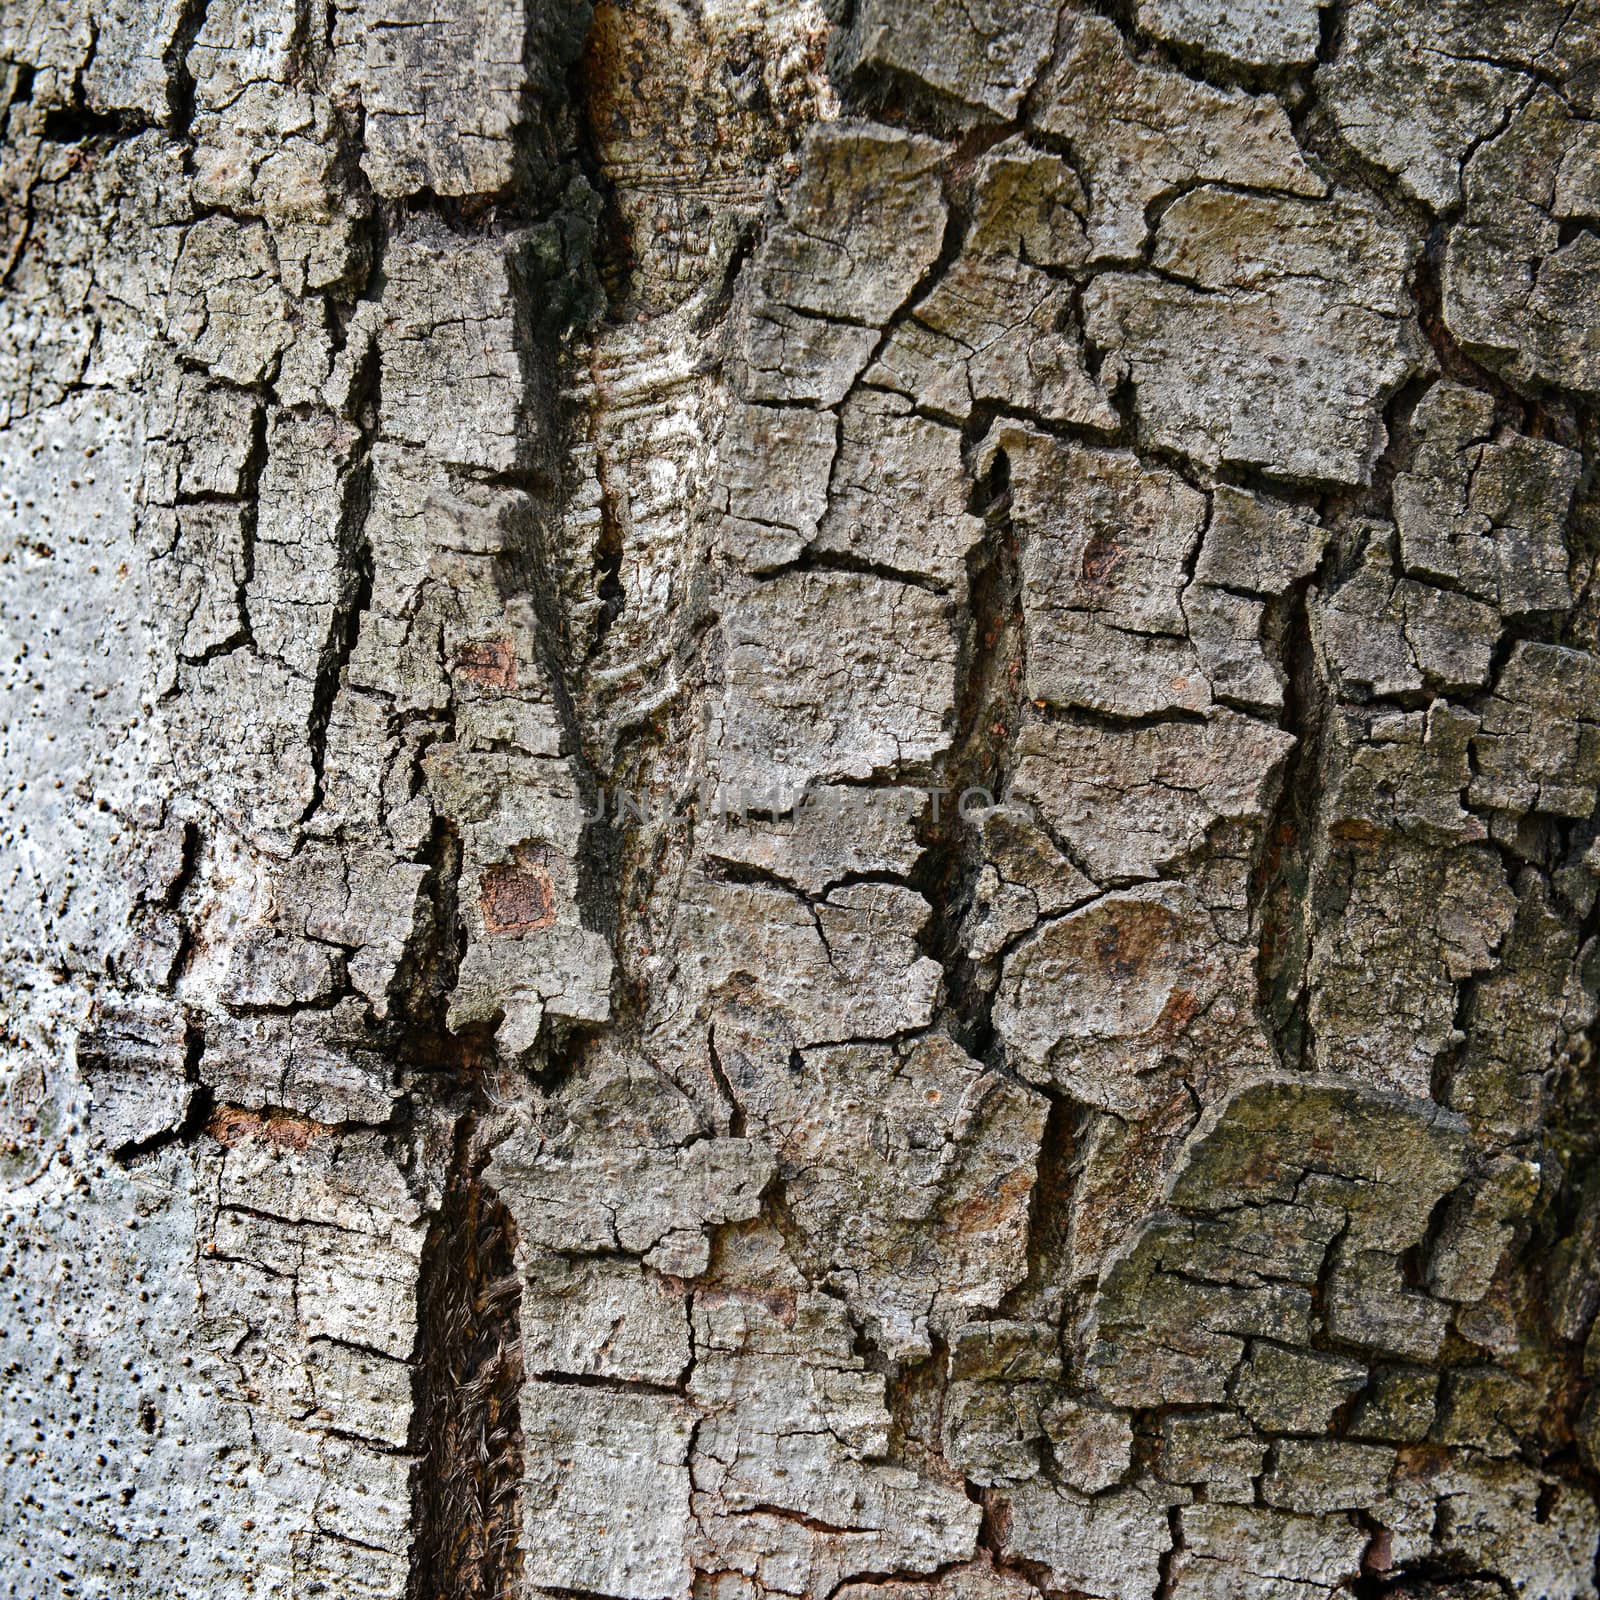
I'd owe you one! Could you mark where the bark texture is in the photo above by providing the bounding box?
[1,0,1599,1596]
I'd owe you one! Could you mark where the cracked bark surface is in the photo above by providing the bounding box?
[1,0,1599,1597]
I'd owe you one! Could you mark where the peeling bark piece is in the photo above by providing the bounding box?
[251,410,364,679]
[201,1004,399,1124]
[714,571,959,793]
[810,391,984,593]
[1027,608,1216,718]
[486,1050,773,1276]
[220,925,344,1009]
[1468,643,1600,819]
[730,1030,1047,1358]
[995,425,1212,716]
[1234,1343,1367,1434]
[943,1379,1047,1485]
[915,249,1113,425]
[1444,91,1600,396]
[1263,1439,1396,1512]
[166,652,319,844]
[993,882,1228,1112]
[1183,584,1284,713]
[1031,15,1321,260]
[753,122,947,327]
[171,501,251,661]
[964,138,1091,268]
[166,215,294,387]
[1170,1504,1366,1599]
[948,1320,1060,1384]
[870,145,1120,425]
[377,226,536,473]
[335,0,531,198]
[1001,1479,1173,1600]
[1326,701,1484,844]
[835,0,1057,120]
[719,402,837,572]
[1010,711,1295,884]
[1434,1367,1541,1454]
[964,806,1101,963]
[681,877,942,1046]
[1042,1398,1135,1494]
[741,305,881,407]
[520,1255,690,1386]
[166,379,260,498]
[1321,1,1531,211]
[834,1557,1036,1600]
[1084,1081,1468,1402]
[1158,1411,1267,1500]
[72,0,190,119]
[739,124,947,409]
[1084,188,1419,485]
[1308,841,1515,1099]
[77,996,192,1150]
[428,745,614,1050]
[522,1384,694,1600]
[1085,1214,1320,1404]
[1350,1366,1438,1442]
[1549,1173,1600,1345]
[1334,0,1600,195]
[1196,486,1328,596]
[700,784,925,897]
[1427,1157,1539,1304]
[1433,1460,1600,1600]
[1137,0,1326,67]
[1314,530,1501,698]
[1394,384,1579,617]
[691,1230,981,1594]
[1325,1247,1452,1361]
[1452,873,1580,1139]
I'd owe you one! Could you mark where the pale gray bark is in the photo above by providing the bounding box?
[0,1,1598,1597]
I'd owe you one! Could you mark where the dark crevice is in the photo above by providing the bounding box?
[40,105,152,142]
[911,437,1025,1063]
[165,0,212,133]
[299,350,377,827]
[407,1114,525,1600]
[1249,569,1327,1076]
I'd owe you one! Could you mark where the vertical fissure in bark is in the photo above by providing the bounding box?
[407,1113,526,1600]
[164,0,212,133]
[402,17,613,1587]
[301,369,377,824]
[1249,570,1325,1075]
[913,438,1024,1063]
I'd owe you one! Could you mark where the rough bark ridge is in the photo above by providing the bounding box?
[1,0,1599,1596]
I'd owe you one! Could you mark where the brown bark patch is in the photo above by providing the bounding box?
[207,1105,328,1149]
[456,636,517,690]
[481,862,556,935]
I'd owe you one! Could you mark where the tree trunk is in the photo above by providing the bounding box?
[2,0,1598,1595]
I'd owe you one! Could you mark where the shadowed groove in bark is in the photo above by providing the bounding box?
[912,431,1025,1064]
[408,1115,526,1600]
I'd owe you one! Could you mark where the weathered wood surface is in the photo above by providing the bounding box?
[0,0,1598,1595]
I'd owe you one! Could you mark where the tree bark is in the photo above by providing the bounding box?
[1,0,1598,1596]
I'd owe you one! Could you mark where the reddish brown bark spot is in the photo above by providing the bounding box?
[207,1105,326,1150]
[1080,528,1125,586]
[1330,818,1386,848]
[1093,902,1175,981]
[456,636,517,690]
[481,861,556,935]
[1156,986,1202,1040]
